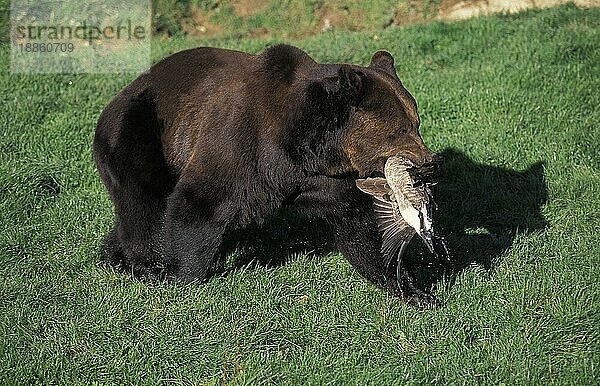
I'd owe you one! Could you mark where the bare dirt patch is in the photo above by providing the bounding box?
[232,0,270,17]
[437,0,600,21]
[393,0,599,27]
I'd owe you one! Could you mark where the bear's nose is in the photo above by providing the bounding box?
[419,152,435,165]
[411,150,440,181]
[426,153,442,166]
[413,146,437,167]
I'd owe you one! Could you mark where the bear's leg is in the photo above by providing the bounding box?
[100,224,124,267]
[161,183,227,283]
[296,176,438,308]
[95,140,170,279]
[330,208,399,293]
[100,178,167,279]
[94,89,176,279]
[331,208,439,308]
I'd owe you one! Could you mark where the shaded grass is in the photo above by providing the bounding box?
[1,4,599,384]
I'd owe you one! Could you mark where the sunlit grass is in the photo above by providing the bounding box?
[1,4,599,384]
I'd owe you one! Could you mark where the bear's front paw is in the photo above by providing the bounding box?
[403,287,441,309]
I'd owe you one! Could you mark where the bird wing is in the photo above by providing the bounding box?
[383,156,450,260]
[356,177,416,269]
[372,197,416,269]
[356,157,451,265]
[355,177,393,200]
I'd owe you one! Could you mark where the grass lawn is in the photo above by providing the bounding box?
[1,4,599,384]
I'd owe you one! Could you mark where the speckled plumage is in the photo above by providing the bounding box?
[356,156,449,279]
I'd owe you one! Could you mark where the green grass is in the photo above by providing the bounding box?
[1,4,599,384]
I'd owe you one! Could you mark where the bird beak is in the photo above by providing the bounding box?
[421,231,436,254]
[420,230,450,261]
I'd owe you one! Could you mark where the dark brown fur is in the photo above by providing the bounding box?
[93,44,437,307]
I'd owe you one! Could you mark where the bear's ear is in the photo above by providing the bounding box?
[310,65,365,107]
[337,64,364,106]
[368,50,397,77]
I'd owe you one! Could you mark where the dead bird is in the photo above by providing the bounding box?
[356,156,449,280]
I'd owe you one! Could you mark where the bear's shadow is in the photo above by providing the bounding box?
[218,148,548,292]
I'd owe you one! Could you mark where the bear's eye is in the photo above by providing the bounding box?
[388,126,408,140]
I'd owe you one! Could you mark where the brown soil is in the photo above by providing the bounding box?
[437,0,600,21]
[232,0,270,17]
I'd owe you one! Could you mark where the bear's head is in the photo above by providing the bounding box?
[306,51,437,179]
[345,51,437,177]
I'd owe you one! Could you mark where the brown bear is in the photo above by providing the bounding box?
[93,44,439,307]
